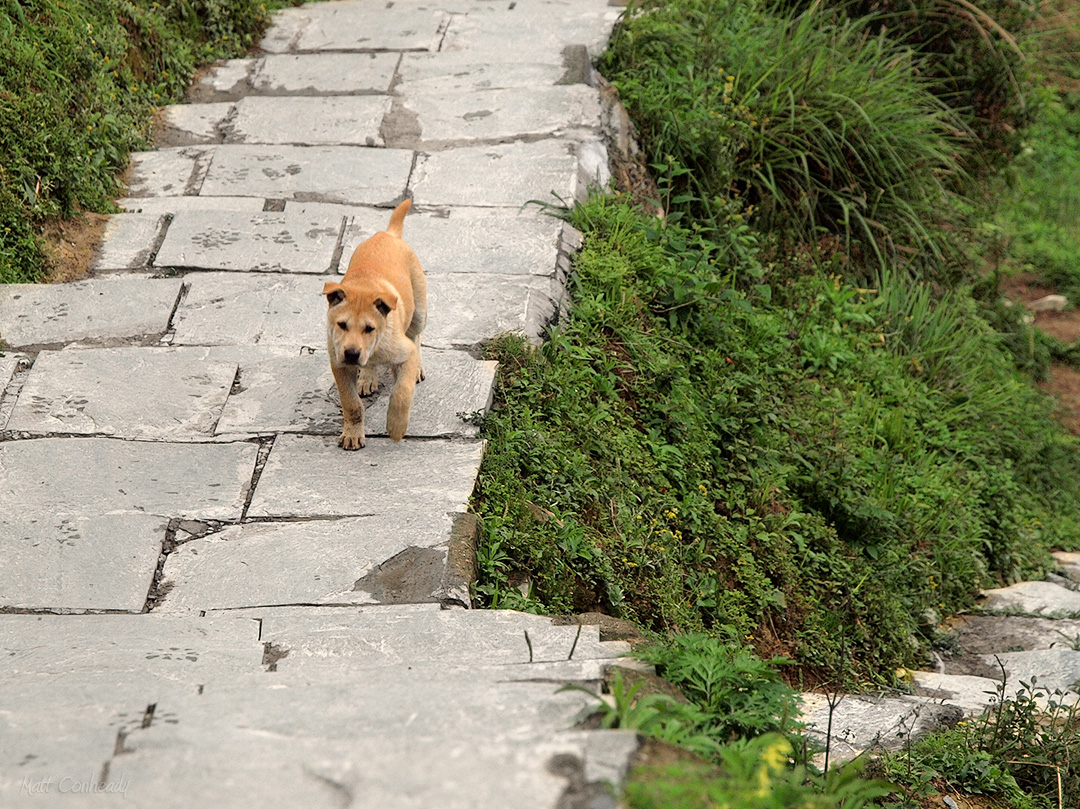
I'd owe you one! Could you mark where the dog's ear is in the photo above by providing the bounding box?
[323,281,346,307]
[374,297,394,317]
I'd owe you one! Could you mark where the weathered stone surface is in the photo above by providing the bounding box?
[337,204,569,277]
[404,86,601,144]
[228,96,391,145]
[938,614,1080,678]
[424,273,558,347]
[155,210,344,273]
[156,512,455,612]
[0,278,183,349]
[1029,294,1069,312]
[189,58,254,99]
[117,196,266,214]
[1055,550,1080,583]
[157,102,233,145]
[214,347,495,438]
[980,580,1080,615]
[411,140,579,207]
[6,347,237,440]
[991,648,1080,694]
[171,272,324,347]
[293,4,450,52]
[396,53,567,93]
[125,147,214,197]
[246,434,482,518]
[800,692,963,764]
[0,514,166,611]
[913,671,1012,715]
[0,437,257,521]
[91,213,168,271]
[1,351,23,395]
[199,144,412,205]
[259,6,310,54]
[252,52,398,95]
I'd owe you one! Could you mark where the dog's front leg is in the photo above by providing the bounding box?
[331,362,366,450]
[386,352,420,442]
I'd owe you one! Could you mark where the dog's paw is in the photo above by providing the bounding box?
[338,428,365,450]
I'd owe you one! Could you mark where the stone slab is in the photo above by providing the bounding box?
[396,53,568,93]
[294,4,450,52]
[0,437,258,521]
[340,204,569,277]
[405,86,601,143]
[228,95,391,146]
[171,272,325,347]
[125,147,214,197]
[252,52,398,95]
[189,58,254,99]
[990,648,1080,694]
[155,210,344,273]
[940,614,1080,678]
[199,144,412,205]
[156,512,455,612]
[411,140,579,207]
[157,102,233,145]
[1055,550,1080,583]
[1,351,22,394]
[214,346,495,438]
[0,278,184,349]
[0,514,166,611]
[980,580,1080,615]
[246,434,482,518]
[440,2,619,63]
[117,196,267,214]
[91,213,168,271]
[425,273,558,347]
[7,347,238,440]
[259,6,310,54]
[913,671,1014,715]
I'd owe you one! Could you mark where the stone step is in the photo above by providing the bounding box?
[979,580,1080,615]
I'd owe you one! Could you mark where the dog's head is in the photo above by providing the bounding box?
[323,280,398,367]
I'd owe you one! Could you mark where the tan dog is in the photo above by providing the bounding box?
[323,199,426,450]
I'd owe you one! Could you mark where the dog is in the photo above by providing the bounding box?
[323,198,426,450]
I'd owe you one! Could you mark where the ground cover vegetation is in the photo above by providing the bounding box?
[473,0,1080,803]
[0,0,290,284]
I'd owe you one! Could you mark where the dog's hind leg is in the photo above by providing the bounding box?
[331,363,366,450]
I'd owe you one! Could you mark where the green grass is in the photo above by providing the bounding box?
[473,195,1080,683]
[0,0,291,283]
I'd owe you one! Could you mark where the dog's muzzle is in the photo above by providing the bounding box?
[343,349,362,365]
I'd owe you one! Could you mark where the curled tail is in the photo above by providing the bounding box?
[386,198,412,238]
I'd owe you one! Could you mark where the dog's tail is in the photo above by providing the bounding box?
[386,198,412,238]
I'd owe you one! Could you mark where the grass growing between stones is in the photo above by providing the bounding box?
[0,0,294,284]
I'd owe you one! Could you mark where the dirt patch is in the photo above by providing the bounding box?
[39,211,110,283]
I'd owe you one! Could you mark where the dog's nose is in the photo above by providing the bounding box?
[343,349,361,365]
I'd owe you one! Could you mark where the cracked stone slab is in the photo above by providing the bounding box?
[0,437,258,522]
[259,6,311,53]
[155,210,344,273]
[228,96,392,146]
[990,648,1080,694]
[125,147,215,197]
[198,144,412,205]
[293,4,450,52]
[246,434,483,518]
[0,514,166,611]
[411,140,580,207]
[340,204,573,277]
[980,580,1080,615]
[6,347,238,440]
[91,213,169,271]
[404,86,601,144]
[117,196,267,215]
[800,692,963,765]
[189,58,255,100]
[396,53,568,94]
[937,614,1080,678]
[171,272,325,347]
[913,671,1016,715]
[425,273,559,347]
[156,102,233,146]
[251,52,398,95]
[214,346,495,438]
[0,278,183,349]
[156,512,455,613]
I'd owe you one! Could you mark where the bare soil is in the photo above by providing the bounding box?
[40,211,110,284]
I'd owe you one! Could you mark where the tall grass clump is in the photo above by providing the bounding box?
[599,0,975,273]
[0,0,285,283]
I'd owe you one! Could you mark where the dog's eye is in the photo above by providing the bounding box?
[363,325,375,334]
[337,321,348,331]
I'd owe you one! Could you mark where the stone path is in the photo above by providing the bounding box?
[0,1,639,805]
